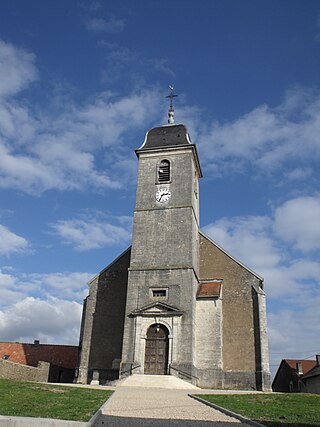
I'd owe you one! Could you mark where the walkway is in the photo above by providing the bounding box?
[94,375,252,427]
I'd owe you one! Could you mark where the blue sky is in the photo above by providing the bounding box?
[0,0,319,377]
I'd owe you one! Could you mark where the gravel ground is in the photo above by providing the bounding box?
[94,386,252,427]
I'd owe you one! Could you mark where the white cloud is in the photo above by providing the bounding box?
[274,195,320,252]
[0,40,38,98]
[51,215,131,250]
[26,272,92,301]
[85,16,125,33]
[0,143,59,194]
[0,224,29,256]
[0,270,26,307]
[203,194,320,301]
[268,304,320,377]
[0,269,92,343]
[197,88,320,179]
[0,269,91,307]
[203,215,281,273]
[284,167,313,182]
[0,297,82,345]
[0,38,161,195]
[0,101,37,142]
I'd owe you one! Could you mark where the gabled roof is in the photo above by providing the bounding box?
[130,301,183,317]
[199,230,264,283]
[285,359,317,374]
[272,358,317,388]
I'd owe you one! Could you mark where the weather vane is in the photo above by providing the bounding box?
[166,85,177,124]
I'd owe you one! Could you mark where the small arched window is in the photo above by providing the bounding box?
[158,160,170,182]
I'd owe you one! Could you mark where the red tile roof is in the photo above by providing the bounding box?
[0,342,78,369]
[197,282,222,298]
[285,359,316,375]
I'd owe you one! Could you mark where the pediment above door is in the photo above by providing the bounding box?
[129,302,183,317]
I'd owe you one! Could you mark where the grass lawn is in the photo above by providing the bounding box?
[195,393,320,427]
[0,378,113,422]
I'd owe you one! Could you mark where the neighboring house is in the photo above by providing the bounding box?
[0,340,78,382]
[272,358,317,392]
[302,355,320,394]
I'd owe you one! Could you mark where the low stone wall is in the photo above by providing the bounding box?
[0,359,49,382]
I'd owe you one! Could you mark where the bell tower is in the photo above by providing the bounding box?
[77,87,271,390]
[120,89,202,379]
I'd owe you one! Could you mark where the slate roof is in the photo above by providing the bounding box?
[0,341,78,369]
[140,124,191,150]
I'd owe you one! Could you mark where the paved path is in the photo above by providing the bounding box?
[94,375,252,427]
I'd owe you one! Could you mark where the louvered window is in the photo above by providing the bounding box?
[158,160,170,182]
[152,289,167,298]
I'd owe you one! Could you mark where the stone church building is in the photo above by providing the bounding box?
[77,103,271,390]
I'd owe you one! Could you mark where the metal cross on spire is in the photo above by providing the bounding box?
[166,85,177,124]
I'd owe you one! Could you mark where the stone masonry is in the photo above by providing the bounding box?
[77,122,271,390]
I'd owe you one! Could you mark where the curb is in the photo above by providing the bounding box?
[188,394,267,427]
[0,392,115,427]
[87,391,116,426]
[0,415,87,426]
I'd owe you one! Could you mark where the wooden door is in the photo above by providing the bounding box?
[144,324,169,375]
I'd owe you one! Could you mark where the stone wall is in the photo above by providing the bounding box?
[78,248,131,384]
[198,232,271,390]
[0,359,49,382]
[195,298,223,388]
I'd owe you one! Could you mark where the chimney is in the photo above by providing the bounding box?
[296,362,303,375]
[316,355,320,366]
[33,340,40,347]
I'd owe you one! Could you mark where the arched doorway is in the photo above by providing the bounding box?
[144,324,169,375]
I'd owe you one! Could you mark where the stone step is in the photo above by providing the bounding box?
[118,374,200,389]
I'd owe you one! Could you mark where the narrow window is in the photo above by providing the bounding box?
[158,160,170,182]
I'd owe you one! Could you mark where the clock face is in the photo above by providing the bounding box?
[156,188,171,203]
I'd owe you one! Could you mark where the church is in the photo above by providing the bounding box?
[77,93,271,391]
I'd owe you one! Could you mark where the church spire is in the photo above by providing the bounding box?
[166,85,177,124]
